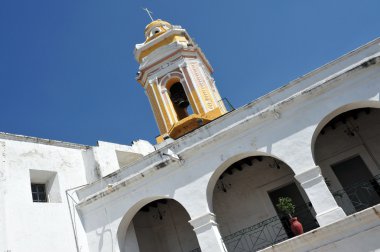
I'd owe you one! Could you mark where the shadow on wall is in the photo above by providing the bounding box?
[96,225,114,252]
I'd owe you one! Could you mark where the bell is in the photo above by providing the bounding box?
[177,98,190,108]
[170,83,190,108]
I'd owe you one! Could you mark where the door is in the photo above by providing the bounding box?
[332,155,380,212]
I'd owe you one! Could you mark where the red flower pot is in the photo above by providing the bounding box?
[290,217,303,236]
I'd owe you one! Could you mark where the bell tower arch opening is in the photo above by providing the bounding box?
[167,81,191,120]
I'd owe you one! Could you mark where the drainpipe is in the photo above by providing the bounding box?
[65,184,88,252]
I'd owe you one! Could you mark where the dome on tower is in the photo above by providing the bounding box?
[144,19,172,42]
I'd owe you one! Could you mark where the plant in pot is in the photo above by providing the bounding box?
[276,197,303,236]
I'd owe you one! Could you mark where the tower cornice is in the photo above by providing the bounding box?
[134,27,191,63]
[137,47,213,87]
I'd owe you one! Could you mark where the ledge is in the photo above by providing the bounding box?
[260,204,380,252]
[0,132,89,150]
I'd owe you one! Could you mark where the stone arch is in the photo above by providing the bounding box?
[160,71,195,120]
[117,196,167,251]
[311,100,380,161]
[207,152,319,251]
[117,196,200,252]
[206,151,294,212]
[311,100,380,216]
[159,71,184,88]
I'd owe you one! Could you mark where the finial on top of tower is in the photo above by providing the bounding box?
[142,8,154,22]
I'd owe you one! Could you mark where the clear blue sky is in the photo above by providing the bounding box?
[1,1,379,146]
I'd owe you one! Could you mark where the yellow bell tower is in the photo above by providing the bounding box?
[134,19,227,143]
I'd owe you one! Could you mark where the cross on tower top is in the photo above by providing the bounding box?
[142,8,154,22]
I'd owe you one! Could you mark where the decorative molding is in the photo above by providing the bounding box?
[151,81,169,131]
[295,166,323,187]
[188,61,211,110]
[189,212,219,233]
[315,206,347,226]
[180,64,202,113]
[134,28,187,60]
[160,71,184,88]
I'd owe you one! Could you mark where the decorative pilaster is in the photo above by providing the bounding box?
[189,212,226,252]
[179,62,205,114]
[295,166,346,226]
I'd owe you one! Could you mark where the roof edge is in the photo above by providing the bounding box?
[0,132,90,150]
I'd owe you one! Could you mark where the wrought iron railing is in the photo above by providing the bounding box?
[332,174,380,215]
[221,203,319,252]
[222,216,288,252]
[218,98,235,112]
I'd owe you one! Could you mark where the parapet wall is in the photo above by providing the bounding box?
[261,204,380,252]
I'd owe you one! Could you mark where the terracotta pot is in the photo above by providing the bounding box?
[290,217,303,236]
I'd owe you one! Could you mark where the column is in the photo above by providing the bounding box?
[295,166,346,226]
[189,212,226,252]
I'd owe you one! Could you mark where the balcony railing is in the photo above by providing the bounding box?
[221,203,318,252]
[218,98,235,112]
[332,174,380,215]
[189,176,380,252]
[222,216,287,252]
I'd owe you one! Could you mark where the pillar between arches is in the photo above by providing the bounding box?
[189,212,226,252]
[295,166,346,226]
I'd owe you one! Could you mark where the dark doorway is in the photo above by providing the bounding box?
[269,183,319,237]
[332,155,380,212]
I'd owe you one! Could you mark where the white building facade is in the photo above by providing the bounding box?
[1,20,380,252]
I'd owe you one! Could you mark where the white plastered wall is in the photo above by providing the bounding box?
[93,140,155,177]
[1,139,90,252]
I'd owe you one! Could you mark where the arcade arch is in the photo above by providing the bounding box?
[313,101,380,215]
[117,198,200,252]
[209,154,318,251]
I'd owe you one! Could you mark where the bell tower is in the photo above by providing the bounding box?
[134,19,227,143]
